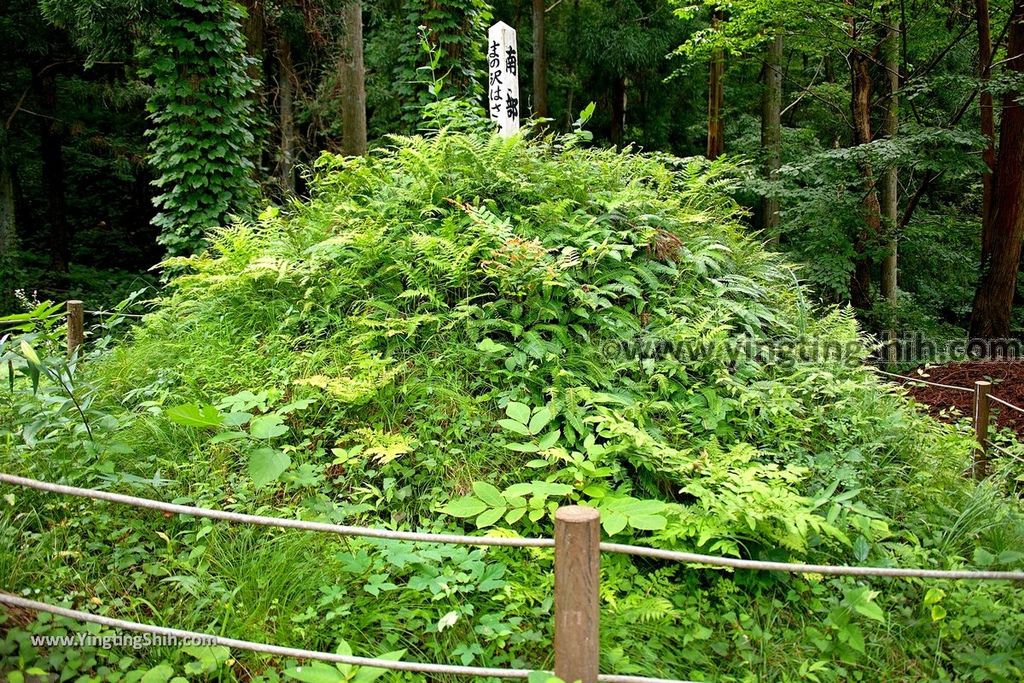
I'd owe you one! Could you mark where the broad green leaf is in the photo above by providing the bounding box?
[441,495,488,518]
[505,507,526,524]
[475,506,506,528]
[165,403,223,429]
[222,411,253,427]
[505,401,531,425]
[497,418,532,436]
[973,548,995,566]
[209,431,248,444]
[602,511,628,536]
[249,414,289,439]
[528,672,563,683]
[283,662,345,683]
[19,340,42,366]
[351,650,406,683]
[248,448,290,487]
[182,645,230,675]
[528,407,553,435]
[537,429,560,449]
[472,481,504,507]
[628,514,667,531]
[477,338,507,353]
[140,664,175,683]
[923,588,945,606]
[852,598,885,623]
[504,441,540,452]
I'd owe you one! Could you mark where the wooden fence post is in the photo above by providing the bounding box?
[66,300,84,356]
[554,506,600,683]
[973,380,991,479]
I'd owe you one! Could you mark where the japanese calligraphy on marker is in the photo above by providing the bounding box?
[487,21,520,136]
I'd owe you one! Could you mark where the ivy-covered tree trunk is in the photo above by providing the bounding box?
[848,14,882,310]
[394,0,491,131]
[339,0,367,156]
[532,0,548,117]
[970,0,1024,339]
[143,0,258,256]
[760,33,782,236]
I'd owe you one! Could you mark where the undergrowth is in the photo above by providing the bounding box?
[2,131,1023,682]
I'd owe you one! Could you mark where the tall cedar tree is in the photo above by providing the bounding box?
[970,0,1024,339]
[339,0,367,156]
[706,8,724,159]
[532,0,548,116]
[847,9,883,310]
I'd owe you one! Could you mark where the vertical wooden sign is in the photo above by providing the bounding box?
[487,21,520,136]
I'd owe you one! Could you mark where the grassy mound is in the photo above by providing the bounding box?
[2,132,1023,681]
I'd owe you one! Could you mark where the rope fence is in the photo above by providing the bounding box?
[0,473,553,549]
[984,439,1024,467]
[1,300,147,354]
[5,310,1024,680]
[1,471,1022,683]
[870,368,975,393]
[989,394,1024,415]
[872,368,1024,477]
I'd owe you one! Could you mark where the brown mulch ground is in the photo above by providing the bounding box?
[892,361,1024,438]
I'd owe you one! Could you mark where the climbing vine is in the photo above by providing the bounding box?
[139,0,258,255]
[392,0,493,131]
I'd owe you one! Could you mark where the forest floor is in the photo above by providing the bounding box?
[892,361,1024,437]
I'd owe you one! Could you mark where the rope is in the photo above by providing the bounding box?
[0,594,694,683]
[85,310,147,319]
[599,543,1024,580]
[0,313,64,328]
[0,472,554,549]
[870,368,975,394]
[984,439,1024,466]
[0,594,530,679]
[988,394,1024,415]
[4,472,1022,580]
[873,367,1024,416]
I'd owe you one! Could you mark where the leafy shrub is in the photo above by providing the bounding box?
[2,130,1022,681]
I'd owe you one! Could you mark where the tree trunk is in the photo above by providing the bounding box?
[241,0,267,111]
[760,33,782,236]
[339,0,367,156]
[880,18,900,303]
[976,0,995,246]
[706,12,725,160]
[277,34,296,193]
[610,77,626,146]
[0,148,15,312]
[848,15,882,310]
[970,0,1024,339]
[33,67,69,274]
[880,17,900,361]
[532,0,548,117]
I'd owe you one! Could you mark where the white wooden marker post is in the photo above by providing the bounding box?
[487,21,520,137]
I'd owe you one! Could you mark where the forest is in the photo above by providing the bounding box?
[2,0,1024,681]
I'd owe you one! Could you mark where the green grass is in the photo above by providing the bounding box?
[2,130,1023,682]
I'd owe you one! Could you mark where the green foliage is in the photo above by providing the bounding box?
[2,131,1022,681]
[388,0,493,132]
[138,0,259,255]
